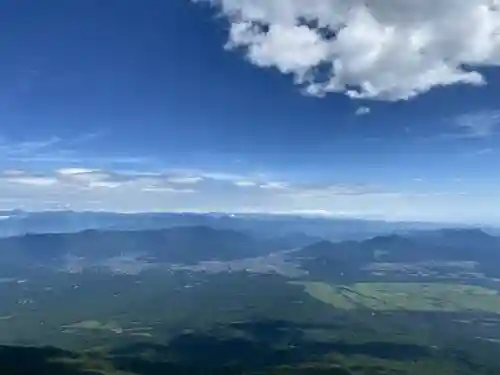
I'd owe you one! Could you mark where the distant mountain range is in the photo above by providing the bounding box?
[0,226,300,267]
[300,228,500,262]
[294,228,500,279]
[0,210,464,240]
[0,223,498,278]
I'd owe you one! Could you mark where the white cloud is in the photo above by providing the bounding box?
[200,0,500,101]
[1,167,499,224]
[284,184,383,198]
[141,187,196,193]
[58,169,114,185]
[88,181,122,189]
[57,168,98,176]
[200,171,248,181]
[2,170,26,176]
[259,181,289,190]
[167,169,271,186]
[355,106,370,116]
[3,176,58,187]
[167,176,204,184]
[0,137,61,156]
[234,180,258,187]
[276,209,334,217]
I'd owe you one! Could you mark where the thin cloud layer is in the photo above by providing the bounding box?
[201,0,500,100]
[0,167,489,223]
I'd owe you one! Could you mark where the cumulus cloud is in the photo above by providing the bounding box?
[200,0,500,100]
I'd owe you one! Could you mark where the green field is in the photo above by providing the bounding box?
[291,281,500,313]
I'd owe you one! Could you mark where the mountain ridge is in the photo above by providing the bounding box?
[0,226,280,266]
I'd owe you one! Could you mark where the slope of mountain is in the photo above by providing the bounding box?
[294,229,500,281]
[1,333,496,375]
[0,226,288,267]
[2,225,497,275]
[298,229,500,262]
[363,229,500,262]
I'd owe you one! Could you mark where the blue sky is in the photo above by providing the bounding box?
[1,0,500,223]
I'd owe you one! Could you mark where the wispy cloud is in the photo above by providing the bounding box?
[0,134,153,166]
[234,180,257,187]
[0,136,61,157]
[141,187,196,194]
[57,168,99,176]
[0,166,494,224]
[475,148,494,155]
[283,184,384,199]
[3,175,58,187]
[415,110,500,142]
[355,107,371,116]
[462,147,495,158]
[197,171,251,182]
[165,169,269,186]
[454,110,500,138]
[65,131,108,147]
[87,181,122,189]
[259,182,289,190]
[167,176,204,185]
